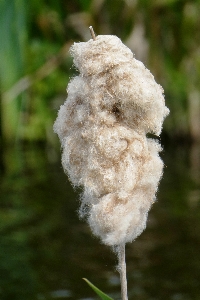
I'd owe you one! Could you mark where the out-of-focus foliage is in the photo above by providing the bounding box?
[1,0,200,143]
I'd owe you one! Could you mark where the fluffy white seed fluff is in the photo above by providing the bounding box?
[54,35,169,246]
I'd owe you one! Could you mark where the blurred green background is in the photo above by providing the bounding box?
[1,0,200,145]
[0,0,200,300]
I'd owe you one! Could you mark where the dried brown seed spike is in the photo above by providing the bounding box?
[89,26,96,41]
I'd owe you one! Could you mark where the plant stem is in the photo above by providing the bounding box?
[0,88,5,174]
[89,26,96,40]
[118,243,128,300]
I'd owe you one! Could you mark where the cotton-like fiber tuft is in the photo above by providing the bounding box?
[54,35,169,246]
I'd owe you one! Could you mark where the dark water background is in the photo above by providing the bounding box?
[0,140,200,300]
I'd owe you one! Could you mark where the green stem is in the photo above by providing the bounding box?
[0,88,5,174]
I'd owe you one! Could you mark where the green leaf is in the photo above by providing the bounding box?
[83,278,114,300]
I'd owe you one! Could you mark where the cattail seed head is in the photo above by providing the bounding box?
[54,35,169,246]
